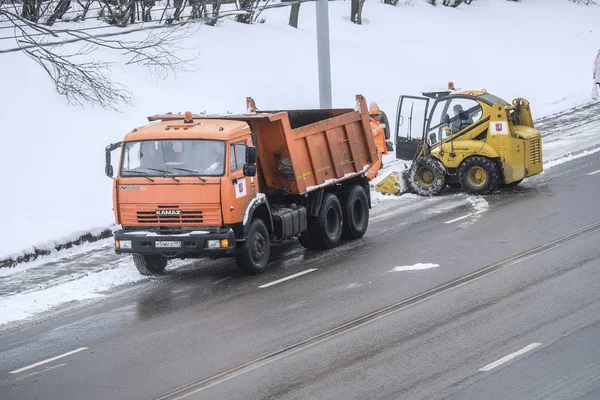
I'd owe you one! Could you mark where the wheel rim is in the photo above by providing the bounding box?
[251,231,266,262]
[352,198,365,228]
[326,207,340,237]
[467,166,488,187]
[417,167,436,187]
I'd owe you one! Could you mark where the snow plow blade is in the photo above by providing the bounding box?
[371,169,411,196]
[400,169,411,194]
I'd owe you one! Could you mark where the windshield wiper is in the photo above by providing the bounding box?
[124,170,154,182]
[171,168,207,182]
[147,168,180,182]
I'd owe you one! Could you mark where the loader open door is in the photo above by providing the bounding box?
[395,96,429,160]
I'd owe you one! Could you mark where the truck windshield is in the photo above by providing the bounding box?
[120,140,226,177]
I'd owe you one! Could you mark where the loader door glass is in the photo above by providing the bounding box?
[427,98,482,144]
[395,95,429,160]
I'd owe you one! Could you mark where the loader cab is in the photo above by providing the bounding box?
[394,91,500,160]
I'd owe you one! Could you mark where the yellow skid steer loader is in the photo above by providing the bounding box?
[396,85,543,196]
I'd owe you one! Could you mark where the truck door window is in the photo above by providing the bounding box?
[123,142,142,170]
[230,142,247,172]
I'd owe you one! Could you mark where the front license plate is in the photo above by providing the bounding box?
[155,241,181,248]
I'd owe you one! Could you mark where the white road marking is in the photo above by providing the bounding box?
[259,269,317,288]
[445,214,470,224]
[479,343,542,372]
[587,169,600,176]
[10,363,66,383]
[213,276,232,285]
[10,347,89,374]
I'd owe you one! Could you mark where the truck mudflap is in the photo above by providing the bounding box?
[114,229,236,258]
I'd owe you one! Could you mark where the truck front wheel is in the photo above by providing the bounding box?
[236,218,271,274]
[133,254,168,276]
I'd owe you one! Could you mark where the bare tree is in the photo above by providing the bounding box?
[1,8,199,110]
[45,0,71,25]
[189,0,221,26]
[282,0,300,28]
[350,0,365,24]
[235,0,260,23]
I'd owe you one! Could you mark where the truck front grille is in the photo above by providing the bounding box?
[119,204,221,226]
[137,206,203,224]
[529,138,542,165]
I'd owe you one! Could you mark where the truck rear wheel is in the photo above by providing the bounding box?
[310,193,343,249]
[133,254,168,276]
[408,156,447,196]
[236,218,271,274]
[458,156,499,195]
[298,230,316,249]
[341,185,369,240]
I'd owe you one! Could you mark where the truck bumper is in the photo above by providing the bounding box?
[114,229,237,258]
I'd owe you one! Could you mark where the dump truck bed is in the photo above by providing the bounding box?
[149,95,377,196]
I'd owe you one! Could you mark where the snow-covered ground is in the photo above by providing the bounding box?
[1,0,600,260]
[1,0,600,327]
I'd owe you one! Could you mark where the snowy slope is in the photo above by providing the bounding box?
[1,0,600,259]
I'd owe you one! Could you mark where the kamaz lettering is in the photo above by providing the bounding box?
[156,210,181,215]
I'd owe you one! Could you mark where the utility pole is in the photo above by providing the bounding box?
[316,0,332,109]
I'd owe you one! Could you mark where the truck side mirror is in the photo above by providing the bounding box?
[243,164,257,177]
[246,146,257,164]
[105,141,122,179]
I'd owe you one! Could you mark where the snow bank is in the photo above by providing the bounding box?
[2,0,600,258]
[0,261,147,326]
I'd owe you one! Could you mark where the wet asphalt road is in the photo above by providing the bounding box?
[1,119,600,398]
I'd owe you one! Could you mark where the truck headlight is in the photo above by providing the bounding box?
[116,240,132,249]
[207,240,220,249]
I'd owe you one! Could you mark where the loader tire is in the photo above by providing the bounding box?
[133,254,168,276]
[408,156,447,196]
[458,156,499,195]
[341,185,369,240]
[310,193,343,250]
[236,218,270,275]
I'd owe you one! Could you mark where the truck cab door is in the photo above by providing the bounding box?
[223,140,258,225]
[395,96,430,160]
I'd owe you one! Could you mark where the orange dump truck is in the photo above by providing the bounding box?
[105,95,377,276]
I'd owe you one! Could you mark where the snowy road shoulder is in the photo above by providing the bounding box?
[0,262,148,327]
